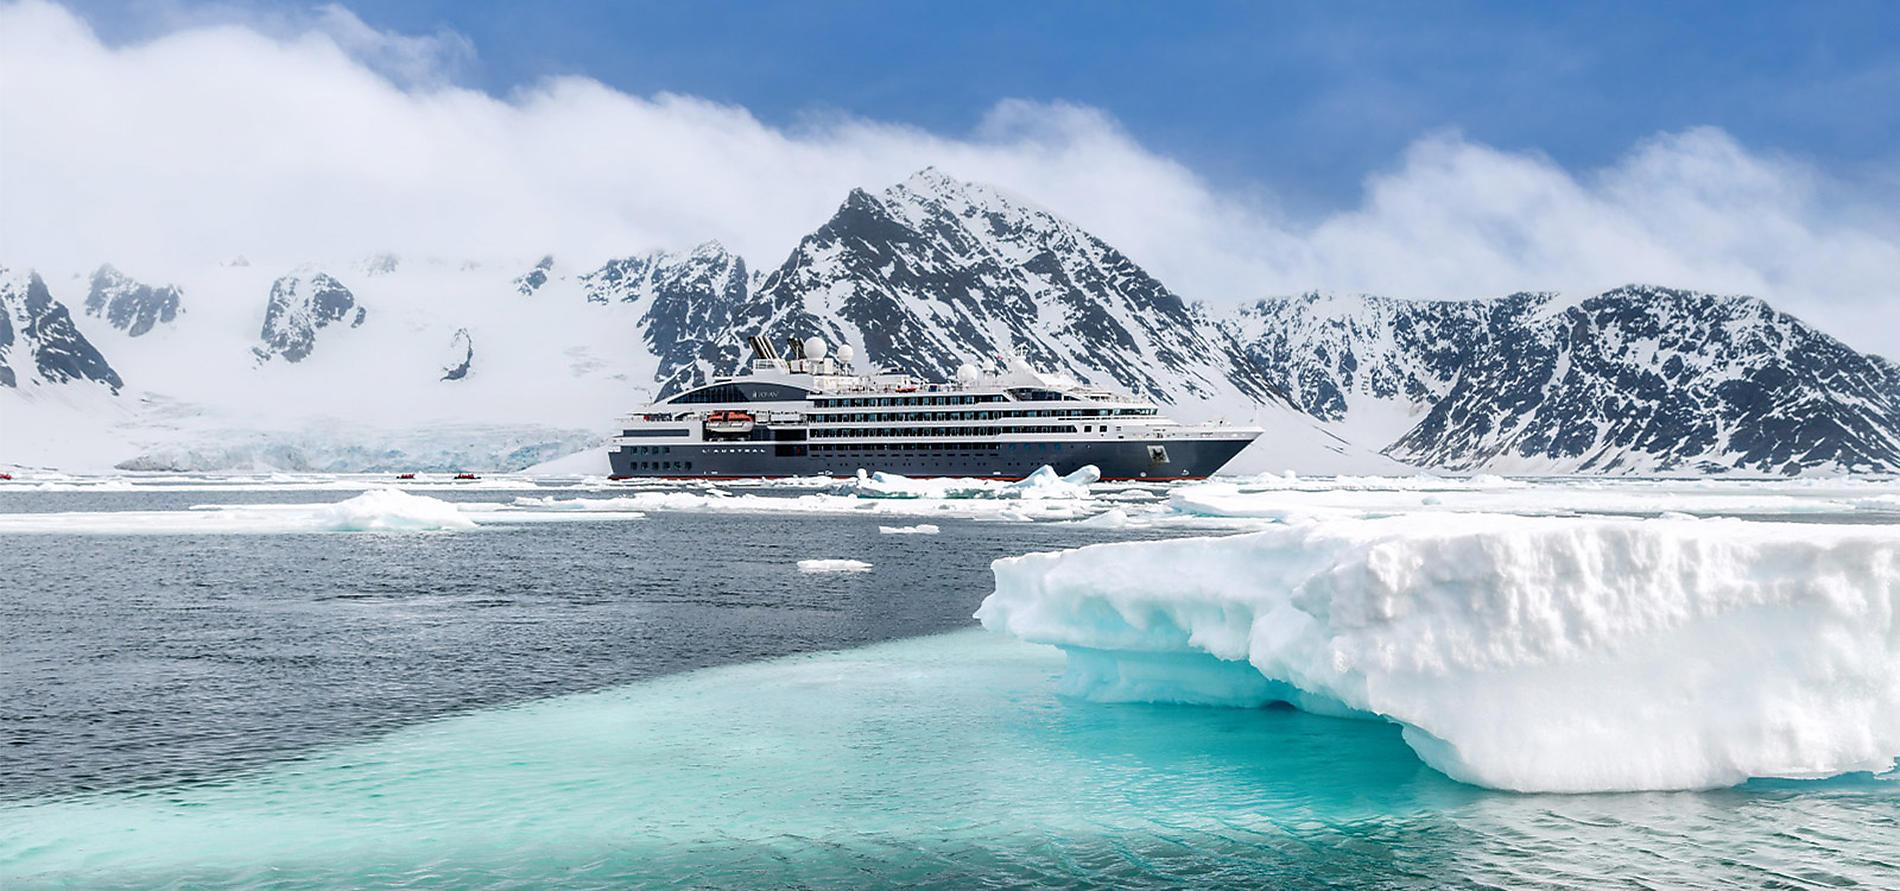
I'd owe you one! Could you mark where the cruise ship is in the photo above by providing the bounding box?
[608,335,1262,480]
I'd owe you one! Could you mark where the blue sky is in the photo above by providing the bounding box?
[67,0,1900,212]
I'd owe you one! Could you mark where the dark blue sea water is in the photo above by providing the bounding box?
[2,484,1896,888]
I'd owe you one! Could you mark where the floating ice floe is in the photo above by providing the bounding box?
[848,465,1100,500]
[0,488,483,534]
[310,488,479,531]
[977,513,1900,793]
[0,488,660,534]
[798,559,873,573]
[878,524,941,535]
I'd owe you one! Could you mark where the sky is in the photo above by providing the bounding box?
[4,0,1899,353]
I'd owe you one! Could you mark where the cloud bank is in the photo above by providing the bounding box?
[2,0,1896,353]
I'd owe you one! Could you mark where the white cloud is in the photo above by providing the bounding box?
[2,0,1896,354]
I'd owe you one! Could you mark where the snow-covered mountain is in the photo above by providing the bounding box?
[3,170,1896,476]
[1230,287,1900,474]
[744,168,1276,407]
[1390,287,1900,474]
[0,267,122,393]
[574,242,756,395]
[85,265,182,338]
[253,270,366,363]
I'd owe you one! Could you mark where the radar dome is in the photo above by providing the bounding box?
[836,344,856,365]
[803,336,828,359]
[956,363,982,385]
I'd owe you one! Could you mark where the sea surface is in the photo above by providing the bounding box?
[2,480,1897,888]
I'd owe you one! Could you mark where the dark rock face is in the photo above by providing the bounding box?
[0,299,14,388]
[1384,286,1900,474]
[85,264,182,337]
[742,169,1278,406]
[254,271,363,363]
[515,255,553,296]
[1230,292,1547,422]
[440,328,473,381]
[1232,285,1900,474]
[578,242,754,396]
[0,268,122,393]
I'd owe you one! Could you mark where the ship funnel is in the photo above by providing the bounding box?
[804,336,828,360]
[748,335,781,361]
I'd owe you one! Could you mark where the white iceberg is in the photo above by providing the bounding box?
[310,487,479,531]
[878,524,941,535]
[977,513,1900,793]
[847,465,1100,501]
[0,488,481,534]
[798,559,873,573]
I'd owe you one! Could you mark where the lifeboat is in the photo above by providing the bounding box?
[704,410,756,435]
[395,472,416,480]
[454,472,479,480]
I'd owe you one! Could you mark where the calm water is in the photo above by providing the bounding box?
[3,485,1897,888]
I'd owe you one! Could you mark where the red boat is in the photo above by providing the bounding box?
[396,473,416,480]
[454,473,479,480]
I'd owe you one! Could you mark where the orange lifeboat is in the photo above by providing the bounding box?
[705,410,756,435]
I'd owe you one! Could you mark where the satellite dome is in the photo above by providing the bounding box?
[835,344,856,365]
[803,336,828,359]
[956,363,982,385]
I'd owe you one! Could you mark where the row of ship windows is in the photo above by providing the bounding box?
[812,408,1155,422]
[631,461,692,471]
[814,394,1003,407]
[811,425,1079,438]
[809,442,1075,453]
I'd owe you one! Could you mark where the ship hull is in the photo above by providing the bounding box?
[609,436,1254,480]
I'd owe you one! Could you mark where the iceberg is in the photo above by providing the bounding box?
[878,524,941,535]
[977,513,1900,793]
[310,487,479,531]
[847,464,1100,500]
[798,559,873,573]
[0,488,664,534]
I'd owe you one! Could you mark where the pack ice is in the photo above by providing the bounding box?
[976,513,1900,793]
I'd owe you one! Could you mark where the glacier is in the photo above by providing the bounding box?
[976,513,1900,792]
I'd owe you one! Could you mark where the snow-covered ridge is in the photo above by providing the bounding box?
[84,264,182,337]
[0,266,121,393]
[252,269,365,363]
[1235,286,1900,474]
[976,513,1900,792]
[6,171,1900,475]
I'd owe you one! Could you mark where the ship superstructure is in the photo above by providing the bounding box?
[609,336,1261,480]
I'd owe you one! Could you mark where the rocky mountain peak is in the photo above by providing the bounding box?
[252,269,365,364]
[0,267,122,393]
[85,264,183,337]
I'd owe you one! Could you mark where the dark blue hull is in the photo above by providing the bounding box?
[609,437,1253,480]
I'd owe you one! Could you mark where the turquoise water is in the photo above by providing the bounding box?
[4,629,1895,888]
